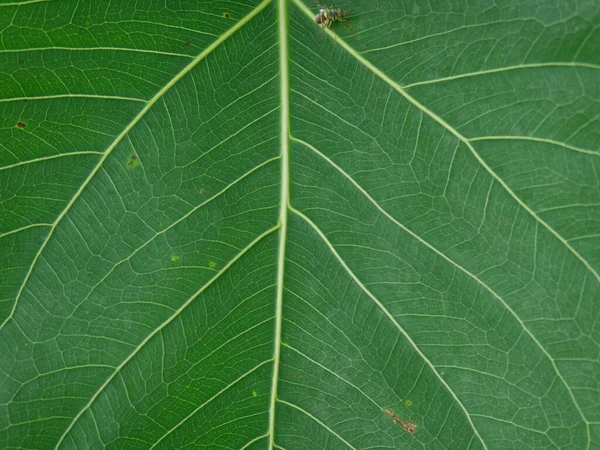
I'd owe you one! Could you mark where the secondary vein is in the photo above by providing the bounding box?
[290,0,599,287]
[0,0,273,335]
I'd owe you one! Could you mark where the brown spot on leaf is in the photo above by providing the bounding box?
[16,121,26,128]
[223,12,231,19]
[384,409,417,435]
[183,41,192,47]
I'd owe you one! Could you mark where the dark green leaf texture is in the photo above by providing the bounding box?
[1,0,599,448]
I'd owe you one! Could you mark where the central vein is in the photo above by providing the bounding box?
[269,0,290,445]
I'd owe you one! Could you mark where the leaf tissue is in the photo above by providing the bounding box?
[0,0,599,448]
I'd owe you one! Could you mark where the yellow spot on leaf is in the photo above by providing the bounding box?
[208,261,217,268]
[170,255,180,262]
[405,399,412,407]
[126,153,140,168]
[252,390,257,397]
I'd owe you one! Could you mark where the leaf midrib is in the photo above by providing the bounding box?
[268,0,290,446]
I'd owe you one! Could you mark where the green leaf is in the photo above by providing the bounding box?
[1,0,598,448]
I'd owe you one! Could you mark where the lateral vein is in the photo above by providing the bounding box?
[289,205,488,450]
[0,0,273,334]
[53,224,280,449]
[291,0,600,287]
[150,359,274,449]
[277,399,357,449]
[402,62,600,88]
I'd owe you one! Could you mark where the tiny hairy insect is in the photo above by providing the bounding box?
[314,1,358,38]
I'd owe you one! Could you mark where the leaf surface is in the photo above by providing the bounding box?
[0,0,599,449]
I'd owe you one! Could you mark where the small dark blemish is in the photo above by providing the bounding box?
[184,41,192,47]
[127,153,140,168]
[199,188,206,195]
[16,121,26,128]
[223,12,231,19]
[17,58,24,65]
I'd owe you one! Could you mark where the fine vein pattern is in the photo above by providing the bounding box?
[0,0,598,449]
